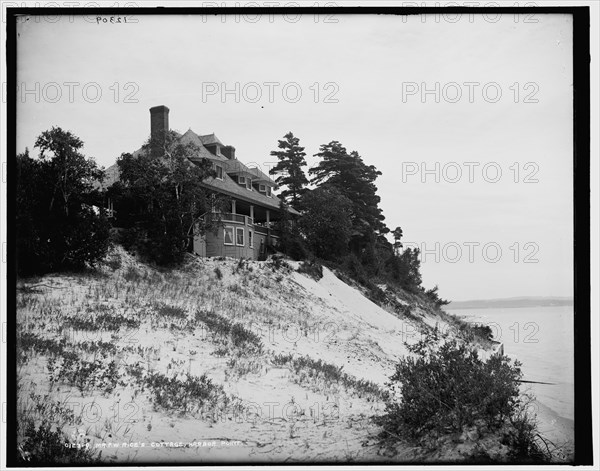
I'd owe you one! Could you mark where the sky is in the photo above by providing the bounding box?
[14,11,575,301]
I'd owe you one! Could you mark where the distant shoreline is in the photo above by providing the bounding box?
[447,297,574,310]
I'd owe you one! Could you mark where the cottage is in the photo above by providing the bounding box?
[102,105,300,260]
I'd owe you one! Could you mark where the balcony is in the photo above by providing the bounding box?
[207,212,253,225]
[206,212,280,238]
[254,223,280,239]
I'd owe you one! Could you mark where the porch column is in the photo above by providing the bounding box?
[249,205,254,225]
[231,199,236,214]
[266,209,271,246]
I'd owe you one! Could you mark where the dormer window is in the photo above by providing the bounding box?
[215,165,223,180]
[246,178,252,190]
[238,176,246,185]
[266,186,272,197]
[259,184,266,193]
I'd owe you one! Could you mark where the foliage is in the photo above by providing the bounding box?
[194,309,263,355]
[503,403,551,461]
[385,247,423,291]
[392,226,403,254]
[110,130,225,265]
[297,260,324,280]
[471,323,494,342]
[154,302,187,320]
[272,353,386,400]
[16,128,110,275]
[47,353,119,394]
[381,331,529,443]
[269,131,309,209]
[17,419,100,465]
[275,198,308,261]
[142,371,227,415]
[63,305,140,331]
[266,254,292,272]
[309,140,388,253]
[423,285,450,307]
[299,187,353,260]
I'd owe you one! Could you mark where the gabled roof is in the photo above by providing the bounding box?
[100,128,300,216]
[198,133,223,146]
[248,166,277,186]
[180,129,221,162]
[199,171,294,213]
[221,159,257,179]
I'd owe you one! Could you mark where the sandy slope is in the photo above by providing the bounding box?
[15,248,572,464]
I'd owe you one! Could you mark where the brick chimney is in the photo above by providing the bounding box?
[149,105,169,154]
[221,145,236,160]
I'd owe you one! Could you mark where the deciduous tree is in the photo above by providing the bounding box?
[16,128,110,274]
[112,130,225,265]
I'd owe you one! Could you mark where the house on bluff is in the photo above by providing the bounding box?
[102,105,300,260]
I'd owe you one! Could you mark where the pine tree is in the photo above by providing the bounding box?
[269,132,308,210]
[393,226,404,255]
[309,141,388,252]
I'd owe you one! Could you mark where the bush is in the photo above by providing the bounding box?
[341,253,369,285]
[285,236,308,261]
[471,323,494,342]
[297,261,323,280]
[266,254,291,272]
[194,309,263,355]
[381,331,531,443]
[17,419,100,465]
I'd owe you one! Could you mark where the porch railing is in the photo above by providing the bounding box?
[207,212,253,225]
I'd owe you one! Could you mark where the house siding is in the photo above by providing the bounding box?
[195,223,255,259]
[193,235,207,257]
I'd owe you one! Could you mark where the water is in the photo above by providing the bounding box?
[448,305,574,421]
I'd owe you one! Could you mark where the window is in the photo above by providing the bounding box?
[238,176,246,185]
[246,178,252,190]
[215,165,223,180]
[236,227,245,246]
[266,186,272,197]
[249,230,253,248]
[259,184,266,193]
[224,227,234,245]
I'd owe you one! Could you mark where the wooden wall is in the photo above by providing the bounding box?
[197,224,255,259]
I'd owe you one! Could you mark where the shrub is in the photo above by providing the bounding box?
[471,323,495,342]
[17,418,100,465]
[297,261,323,280]
[423,285,450,308]
[154,302,187,320]
[273,353,385,400]
[266,255,291,272]
[285,236,308,261]
[143,371,225,414]
[195,309,263,355]
[214,267,223,280]
[123,266,144,283]
[381,331,532,444]
[104,254,122,271]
